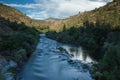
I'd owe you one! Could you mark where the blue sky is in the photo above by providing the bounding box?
[0,0,34,4]
[0,0,112,20]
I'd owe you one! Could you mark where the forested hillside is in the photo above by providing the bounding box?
[46,0,120,80]
[0,3,58,32]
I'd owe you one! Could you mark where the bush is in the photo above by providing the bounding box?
[0,22,39,65]
[0,71,5,80]
[13,49,27,63]
[96,44,120,80]
[7,67,16,73]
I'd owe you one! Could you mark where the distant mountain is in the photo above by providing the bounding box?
[31,18,60,27]
[0,3,60,28]
[0,3,60,35]
[49,0,120,31]
[45,18,61,23]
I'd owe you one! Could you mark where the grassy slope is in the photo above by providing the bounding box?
[0,3,58,30]
[0,3,31,26]
[49,1,120,31]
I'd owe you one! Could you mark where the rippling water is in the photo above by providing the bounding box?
[20,34,93,80]
[58,44,93,62]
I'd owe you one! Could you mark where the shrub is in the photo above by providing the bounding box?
[97,44,120,80]
[13,49,27,63]
[0,71,5,80]
[7,67,16,73]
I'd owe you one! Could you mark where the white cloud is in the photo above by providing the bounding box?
[5,0,112,20]
[5,3,43,9]
[27,10,49,19]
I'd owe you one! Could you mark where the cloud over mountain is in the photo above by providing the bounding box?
[5,0,112,19]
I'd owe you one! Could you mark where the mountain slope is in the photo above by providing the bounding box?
[0,3,31,26]
[0,3,58,29]
[49,0,120,31]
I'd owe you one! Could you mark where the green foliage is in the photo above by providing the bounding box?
[90,31,120,80]
[0,22,39,64]
[0,31,38,51]
[93,44,120,80]
[13,49,27,63]
[46,21,111,60]
[0,71,5,80]
[7,67,16,73]
[46,31,58,40]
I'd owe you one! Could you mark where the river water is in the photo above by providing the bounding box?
[20,34,93,80]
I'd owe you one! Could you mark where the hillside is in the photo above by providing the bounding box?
[0,3,58,29]
[0,3,31,26]
[45,18,61,23]
[30,18,60,32]
[49,0,120,31]
[0,3,63,40]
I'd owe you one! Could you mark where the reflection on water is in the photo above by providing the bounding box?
[58,44,93,62]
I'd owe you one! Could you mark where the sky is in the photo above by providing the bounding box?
[0,0,112,20]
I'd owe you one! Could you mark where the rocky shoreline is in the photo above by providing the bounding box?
[0,55,17,80]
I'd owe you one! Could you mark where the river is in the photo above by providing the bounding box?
[20,34,93,80]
